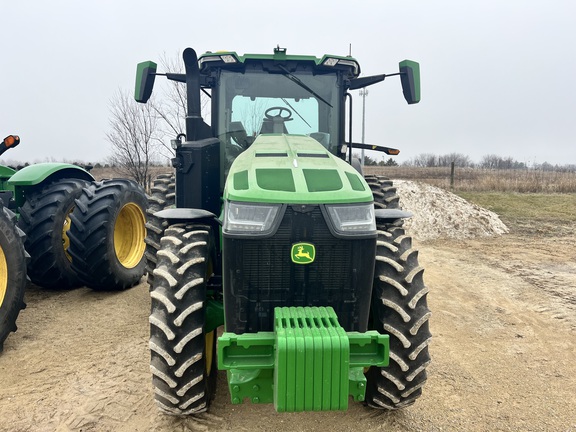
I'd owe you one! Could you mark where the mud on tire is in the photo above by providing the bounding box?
[145,174,175,286]
[149,224,217,415]
[18,179,90,289]
[365,225,431,409]
[0,203,28,351]
[68,179,148,291]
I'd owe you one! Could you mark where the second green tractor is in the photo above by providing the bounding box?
[0,134,148,349]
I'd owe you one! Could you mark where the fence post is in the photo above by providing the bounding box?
[450,162,455,191]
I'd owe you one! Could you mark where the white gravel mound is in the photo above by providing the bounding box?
[395,180,509,242]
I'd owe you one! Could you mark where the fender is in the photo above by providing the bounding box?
[0,165,17,181]
[374,208,413,222]
[7,163,94,187]
[154,208,221,224]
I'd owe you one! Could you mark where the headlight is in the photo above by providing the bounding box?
[325,203,376,236]
[223,202,283,236]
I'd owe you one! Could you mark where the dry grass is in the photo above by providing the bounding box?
[365,166,576,193]
[90,166,173,191]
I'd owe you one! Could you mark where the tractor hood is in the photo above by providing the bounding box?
[224,135,373,204]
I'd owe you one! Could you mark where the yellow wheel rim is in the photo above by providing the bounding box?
[205,330,215,376]
[62,207,74,262]
[113,203,146,269]
[0,245,7,306]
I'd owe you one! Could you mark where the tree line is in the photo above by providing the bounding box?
[362,152,576,172]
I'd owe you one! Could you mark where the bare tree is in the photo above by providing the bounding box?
[151,53,211,159]
[106,89,162,191]
[106,53,212,189]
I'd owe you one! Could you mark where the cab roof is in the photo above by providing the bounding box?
[198,46,361,77]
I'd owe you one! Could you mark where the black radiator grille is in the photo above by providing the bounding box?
[223,205,375,333]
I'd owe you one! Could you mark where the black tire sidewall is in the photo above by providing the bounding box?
[19,179,88,289]
[69,179,148,290]
[0,207,27,348]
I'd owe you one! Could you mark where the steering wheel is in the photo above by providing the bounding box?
[265,107,293,121]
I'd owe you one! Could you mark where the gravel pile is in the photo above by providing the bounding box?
[394,180,509,241]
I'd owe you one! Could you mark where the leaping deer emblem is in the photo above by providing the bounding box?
[295,246,312,260]
[292,243,315,264]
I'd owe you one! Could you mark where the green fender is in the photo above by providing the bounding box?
[7,163,95,209]
[0,166,18,191]
[7,163,94,186]
[0,165,17,180]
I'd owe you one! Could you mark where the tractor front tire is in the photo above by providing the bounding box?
[149,224,217,415]
[68,179,148,291]
[145,174,175,286]
[0,204,28,351]
[365,225,432,409]
[18,179,89,289]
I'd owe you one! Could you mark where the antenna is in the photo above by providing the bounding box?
[349,43,352,57]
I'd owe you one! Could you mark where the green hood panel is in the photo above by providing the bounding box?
[225,135,372,204]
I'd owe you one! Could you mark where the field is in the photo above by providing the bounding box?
[1,170,575,431]
[364,165,576,193]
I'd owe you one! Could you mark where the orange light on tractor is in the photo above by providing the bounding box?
[3,135,20,147]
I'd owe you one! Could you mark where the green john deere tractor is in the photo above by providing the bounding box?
[0,136,147,292]
[136,46,430,414]
[0,132,148,349]
[0,135,148,350]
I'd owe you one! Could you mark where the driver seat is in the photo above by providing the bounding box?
[260,118,288,134]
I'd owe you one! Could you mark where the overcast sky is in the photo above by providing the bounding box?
[2,0,575,166]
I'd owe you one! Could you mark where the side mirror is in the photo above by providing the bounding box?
[134,61,157,103]
[399,60,421,104]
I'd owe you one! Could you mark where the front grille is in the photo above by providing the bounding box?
[223,205,375,333]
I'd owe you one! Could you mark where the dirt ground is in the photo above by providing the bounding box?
[1,226,576,431]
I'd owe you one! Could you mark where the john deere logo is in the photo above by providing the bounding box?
[291,243,315,264]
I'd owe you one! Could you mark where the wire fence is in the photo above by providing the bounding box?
[364,166,576,193]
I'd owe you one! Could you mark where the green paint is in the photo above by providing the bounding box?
[291,243,315,265]
[205,299,224,334]
[303,169,342,192]
[8,163,94,187]
[225,136,373,204]
[199,51,361,78]
[0,165,17,181]
[233,170,249,190]
[217,306,389,412]
[346,171,366,191]
[256,169,295,192]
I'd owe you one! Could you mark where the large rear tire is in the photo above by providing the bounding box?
[68,179,148,291]
[145,174,175,286]
[149,224,217,415]
[365,225,432,409]
[18,179,89,289]
[365,175,400,209]
[0,203,28,351]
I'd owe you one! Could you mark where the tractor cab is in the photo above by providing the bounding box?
[136,47,420,195]
[203,47,353,160]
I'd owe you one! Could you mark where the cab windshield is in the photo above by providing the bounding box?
[215,69,341,171]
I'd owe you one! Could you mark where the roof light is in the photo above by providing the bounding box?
[220,54,237,63]
[337,59,359,74]
[322,57,360,75]
[323,58,339,67]
[199,53,239,67]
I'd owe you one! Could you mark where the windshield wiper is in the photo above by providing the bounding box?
[281,98,311,128]
[277,65,333,108]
